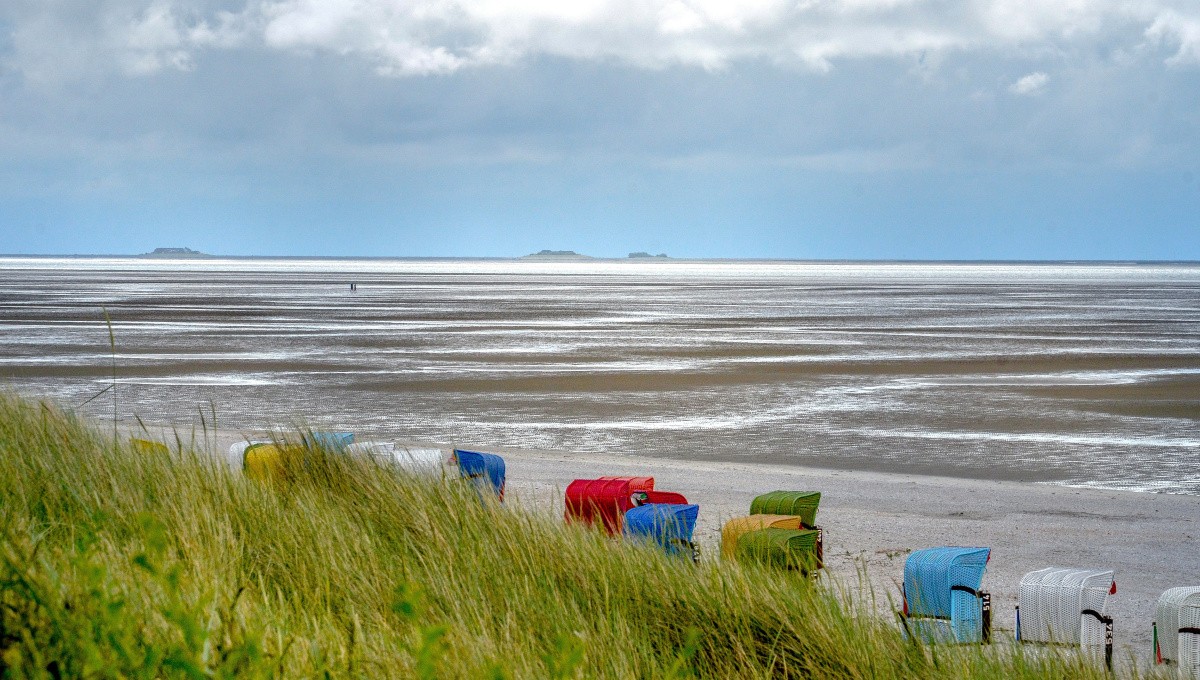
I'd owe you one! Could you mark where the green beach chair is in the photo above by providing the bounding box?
[734,527,822,574]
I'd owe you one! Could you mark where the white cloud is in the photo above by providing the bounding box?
[6,0,1200,80]
[1146,10,1200,66]
[1009,70,1049,95]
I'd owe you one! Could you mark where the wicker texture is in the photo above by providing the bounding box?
[1017,567,1114,646]
[903,547,990,643]
[749,491,820,527]
[1180,604,1200,680]
[623,503,699,557]
[720,515,807,559]
[734,527,820,571]
[1155,587,1200,663]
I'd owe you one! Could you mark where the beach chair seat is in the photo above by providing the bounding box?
[1154,587,1200,665]
[1180,604,1200,679]
[750,491,820,528]
[901,547,992,644]
[623,503,700,562]
[452,449,506,501]
[565,477,654,534]
[720,514,808,559]
[1017,567,1116,668]
[734,527,821,574]
[631,490,688,506]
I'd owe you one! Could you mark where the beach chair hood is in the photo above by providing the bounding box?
[623,503,699,557]
[750,491,820,527]
[565,477,654,534]
[903,547,991,619]
[454,449,506,500]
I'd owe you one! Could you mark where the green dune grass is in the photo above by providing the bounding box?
[0,394,1148,678]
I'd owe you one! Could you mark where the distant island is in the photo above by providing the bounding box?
[141,247,210,258]
[628,252,669,259]
[521,250,593,261]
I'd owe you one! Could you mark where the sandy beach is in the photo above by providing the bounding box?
[133,421,1199,664]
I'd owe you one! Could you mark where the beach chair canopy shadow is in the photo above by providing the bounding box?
[1155,586,1200,665]
[1017,566,1116,668]
[750,491,820,528]
[565,477,654,534]
[453,449,506,501]
[901,546,991,644]
[623,503,699,559]
[734,527,821,574]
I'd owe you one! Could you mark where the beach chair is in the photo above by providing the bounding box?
[1154,587,1200,666]
[734,528,821,574]
[721,515,808,559]
[1017,567,1116,669]
[452,449,506,501]
[304,431,354,450]
[1180,604,1200,680]
[565,477,654,534]
[746,490,824,567]
[130,438,169,456]
[623,503,700,562]
[347,442,450,476]
[243,442,296,482]
[900,547,992,644]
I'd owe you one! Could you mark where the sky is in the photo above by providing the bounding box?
[1,0,1199,260]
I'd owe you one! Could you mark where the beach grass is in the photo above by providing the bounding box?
[0,393,1155,678]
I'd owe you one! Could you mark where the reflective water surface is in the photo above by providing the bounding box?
[2,257,1198,494]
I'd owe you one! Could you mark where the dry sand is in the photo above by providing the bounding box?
[129,421,1199,665]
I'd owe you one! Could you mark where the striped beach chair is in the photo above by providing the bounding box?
[1017,567,1116,669]
[1155,587,1200,668]
[900,547,991,644]
[623,503,700,562]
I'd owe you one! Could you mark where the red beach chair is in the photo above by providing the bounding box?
[565,477,654,534]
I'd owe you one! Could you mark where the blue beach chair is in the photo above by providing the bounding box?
[305,431,355,450]
[623,503,700,562]
[902,546,992,644]
[453,449,506,501]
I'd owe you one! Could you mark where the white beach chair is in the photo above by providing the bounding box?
[1179,603,1200,679]
[1017,567,1116,669]
[1155,587,1200,666]
[346,441,451,477]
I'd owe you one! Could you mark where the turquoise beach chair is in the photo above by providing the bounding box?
[902,546,992,644]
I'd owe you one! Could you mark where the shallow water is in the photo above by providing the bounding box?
[2,257,1199,494]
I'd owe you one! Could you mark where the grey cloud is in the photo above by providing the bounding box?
[7,0,1200,83]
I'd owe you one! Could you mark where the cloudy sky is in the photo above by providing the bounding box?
[1,0,1198,259]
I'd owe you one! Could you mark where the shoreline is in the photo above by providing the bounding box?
[128,419,1200,663]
